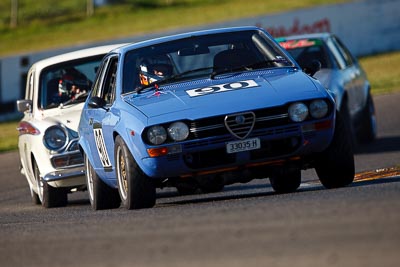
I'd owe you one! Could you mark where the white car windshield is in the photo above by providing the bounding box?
[39,55,104,109]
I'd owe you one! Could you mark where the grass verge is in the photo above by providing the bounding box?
[0,120,19,153]
[0,0,349,56]
[359,51,400,95]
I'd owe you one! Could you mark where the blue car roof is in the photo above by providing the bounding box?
[112,26,267,54]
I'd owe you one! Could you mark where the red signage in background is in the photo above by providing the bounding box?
[257,17,331,37]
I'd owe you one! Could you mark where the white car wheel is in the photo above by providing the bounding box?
[34,162,44,204]
[29,185,41,205]
[33,160,67,208]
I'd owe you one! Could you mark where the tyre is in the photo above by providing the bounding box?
[357,92,377,144]
[269,168,301,193]
[34,160,67,208]
[339,98,357,147]
[315,112,355,188]
[84,154,120,210]
[115,136,156,210]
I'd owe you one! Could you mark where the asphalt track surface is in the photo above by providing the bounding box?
[1,93,399,267]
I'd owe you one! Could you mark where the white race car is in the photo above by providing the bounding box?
[16,44,126,208]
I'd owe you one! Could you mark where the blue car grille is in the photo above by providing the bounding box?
[177,106,303,169]
[189,106,290,139]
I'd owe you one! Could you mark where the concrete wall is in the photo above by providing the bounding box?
[1,0,399,118]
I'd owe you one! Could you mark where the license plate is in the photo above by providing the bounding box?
[226,138,261,154]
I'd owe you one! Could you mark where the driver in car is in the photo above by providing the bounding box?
[138,56,173,86]
[58,68,89,100]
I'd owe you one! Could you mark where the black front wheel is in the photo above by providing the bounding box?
[315,112,355,188]
[115,136,156,210]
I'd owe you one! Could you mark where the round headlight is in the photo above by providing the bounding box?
[147,125,167,145]
[168,122,189,141]
[310,99,329,119]
[288,102,309,122]
[43,125,68,151]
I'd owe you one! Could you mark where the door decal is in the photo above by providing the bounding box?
[93,127,112,168]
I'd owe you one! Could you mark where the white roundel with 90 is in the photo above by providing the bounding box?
[186,80,258,97]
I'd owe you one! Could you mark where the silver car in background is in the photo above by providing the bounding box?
[277,33,377,145]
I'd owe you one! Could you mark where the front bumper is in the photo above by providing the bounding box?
[43,165,85,182]
[140,118,334,178]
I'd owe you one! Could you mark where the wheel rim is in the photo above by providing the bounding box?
[116,146,128,200]
[85,156,94,202]
[34,164,44,203]
[29,186,35,198]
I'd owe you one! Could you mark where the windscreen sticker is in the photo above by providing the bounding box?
[186,80,258,97]
[279,39,318,50]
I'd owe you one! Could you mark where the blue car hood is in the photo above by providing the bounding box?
[123,69,325,123]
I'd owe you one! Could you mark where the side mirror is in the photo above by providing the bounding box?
[16,99,32,113]
[303,60,321,77]
[88,96,107,110]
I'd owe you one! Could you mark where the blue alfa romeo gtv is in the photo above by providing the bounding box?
[78,26,354,210]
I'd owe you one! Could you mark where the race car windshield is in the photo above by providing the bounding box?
[277,38,332,69]
[123,30,295,94]
[39,55,104,109]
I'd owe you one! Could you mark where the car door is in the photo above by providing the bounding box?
[326,37,354,113]
[85,54,119,181]
[17,69,36,185]
[327,36,361,116]
[332,36,366,113]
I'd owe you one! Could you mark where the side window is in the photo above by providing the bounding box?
[26,71,34,100]
[91,55,119,104]
[100,57,118,105]
[326,38,347,70]
[91,58,109,98]
[332,36,355,67]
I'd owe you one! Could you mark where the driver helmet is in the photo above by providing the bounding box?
[58,73,74,96]
[58,68,90,97]
[139,55,173,86]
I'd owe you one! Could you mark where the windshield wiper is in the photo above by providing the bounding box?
[210,59,293,79]
[136,67,215,94]
[210,65,253,79]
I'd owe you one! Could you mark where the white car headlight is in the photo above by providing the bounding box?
[288,102,309,122]
[309,99,329,119]
[43,125,68,151]
[168,122,189,141]
[147,125,167,145]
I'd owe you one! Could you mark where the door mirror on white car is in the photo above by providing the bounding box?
[16,99,33,113]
